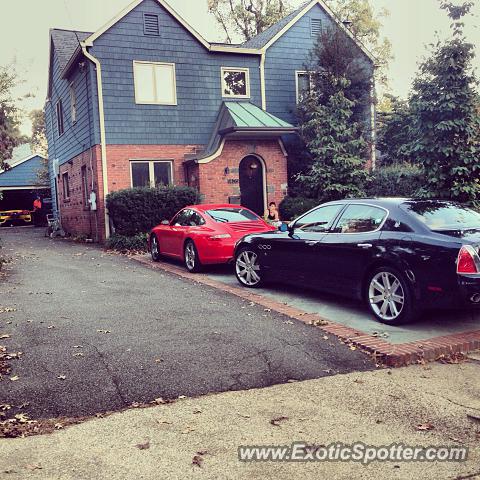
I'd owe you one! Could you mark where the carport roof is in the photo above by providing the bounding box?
[0,154,47,189]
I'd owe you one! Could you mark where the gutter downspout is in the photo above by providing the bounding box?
[260,51,266,110]
[81,42,110,240]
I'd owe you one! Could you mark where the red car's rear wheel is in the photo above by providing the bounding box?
[184,240,202,273]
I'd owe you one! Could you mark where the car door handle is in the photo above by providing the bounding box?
[357,243,373,249]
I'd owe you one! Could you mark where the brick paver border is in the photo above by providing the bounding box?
[131,255,480,367]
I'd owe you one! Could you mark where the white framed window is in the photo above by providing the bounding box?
[295,71,314,104]
[70,83,77,123]
[133,61,177,105]
[221,67,250,98]
[130,160,173,188]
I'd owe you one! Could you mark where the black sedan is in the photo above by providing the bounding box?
[233,199,480,325]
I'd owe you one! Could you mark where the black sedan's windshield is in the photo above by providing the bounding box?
[206,208,260,223]
[401,201,480,231]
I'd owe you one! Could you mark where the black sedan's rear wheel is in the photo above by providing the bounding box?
[235,247,263,288]
[150,234,161,262]
[367,266,416,325]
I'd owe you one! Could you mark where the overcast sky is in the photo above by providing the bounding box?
[1,0,479,134]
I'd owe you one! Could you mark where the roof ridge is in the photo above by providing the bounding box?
[50,27,94,34]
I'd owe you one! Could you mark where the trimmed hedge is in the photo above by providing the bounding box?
[279,196,319,221]
[106,186,200,236]
[105,233,148,253]
[366,164,425,198]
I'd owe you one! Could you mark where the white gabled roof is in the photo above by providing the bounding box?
[80,0,375,62]
[81,0,260,55]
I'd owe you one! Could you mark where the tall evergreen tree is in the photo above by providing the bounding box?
[296,29,369,201]
[407,1,480,203]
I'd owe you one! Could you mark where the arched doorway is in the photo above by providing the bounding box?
[239,155,265,216]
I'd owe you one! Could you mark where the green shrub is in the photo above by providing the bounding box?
[106,186,200,236]
[105,233,148,253]
[279,196,319,221]
[366,164,425,198]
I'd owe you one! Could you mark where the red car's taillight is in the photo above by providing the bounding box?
[209,234,232,240]
[457,246,479,274]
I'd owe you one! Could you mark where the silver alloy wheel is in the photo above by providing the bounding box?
[151,235,159,259]
[185,242,196,270]
[368,271,405,321]
[236,250,261,286]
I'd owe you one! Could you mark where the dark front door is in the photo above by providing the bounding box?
[239,156,264,216]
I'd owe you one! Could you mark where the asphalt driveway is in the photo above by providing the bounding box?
[0,227,373,420]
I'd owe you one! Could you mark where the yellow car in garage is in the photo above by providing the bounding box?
[0,210,32,226]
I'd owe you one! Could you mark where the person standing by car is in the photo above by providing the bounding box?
[33,195,42,227]
[265,202,280,226]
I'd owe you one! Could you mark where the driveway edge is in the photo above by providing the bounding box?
[131,255,480,367]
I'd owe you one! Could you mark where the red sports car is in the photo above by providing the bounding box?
[148,204,276,272]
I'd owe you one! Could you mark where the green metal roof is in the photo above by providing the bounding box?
[185,102,297,163]
[224,101,293,129]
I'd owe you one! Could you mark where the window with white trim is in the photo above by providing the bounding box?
[130,160,173,188]
[296,71,314,103]
[133,61,177,105]
[70,83,77,123]
[221,67,250,98]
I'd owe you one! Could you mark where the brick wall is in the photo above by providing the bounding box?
[57,145,104,241]
[198,139,288,210]
[57,140,288,242]
[105,144,201,192]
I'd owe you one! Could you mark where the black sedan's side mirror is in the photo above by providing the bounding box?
[161,220,169,225]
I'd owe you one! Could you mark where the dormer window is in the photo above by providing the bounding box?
[144,14,159,36]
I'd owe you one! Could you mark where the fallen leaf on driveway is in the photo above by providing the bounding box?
[54,423,64,430]
[283,321,293,325]
[416,423,434,431]
[73,353,84,357]
[178,395,187,400]
[354,379,365,384]
[154,358,163,363]
[14,413,30,423]
[0,334,10,339]
[136,440,150,450]
[47,325,55,329]
[193,409,202,414]
[73,345,83,349]
[3,308,16,313]
[264,308,271,312]
[25,464,42,471]
[96,330,111,334]
[57,375,66,380]
[0,404,11,411]
[10,376,19,381]
[192,455,204,468]
[182,425,195,434]
[270,416,289,427]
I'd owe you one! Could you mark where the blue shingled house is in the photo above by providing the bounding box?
[0,149,49,212]
[45,0,375,241]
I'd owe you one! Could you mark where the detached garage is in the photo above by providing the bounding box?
[0,152,50,224]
